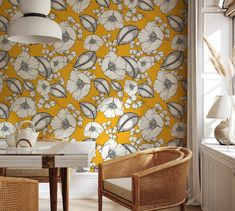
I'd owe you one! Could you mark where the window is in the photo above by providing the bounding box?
[200,0,233,138]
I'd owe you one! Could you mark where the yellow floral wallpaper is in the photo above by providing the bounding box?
[0,0,187,169]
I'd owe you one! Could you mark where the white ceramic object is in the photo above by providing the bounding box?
[214,120,232,145]
[7,0,62,44]
[16,120,39,148]
[5,134,16,147]
[19,0,51,15]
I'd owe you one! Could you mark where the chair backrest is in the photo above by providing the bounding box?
[101,152,155,179]
[138,148,192,210]
[154,149,185,166]
[0,177,38,211]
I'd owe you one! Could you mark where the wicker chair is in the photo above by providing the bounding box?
[0,176,38,211]
[98,147,192,211]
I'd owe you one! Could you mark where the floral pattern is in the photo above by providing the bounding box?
[84,122,103,139]
[138,109,164,142]
[84,35,103,52]
[101,52,126,80]
[67,71,91,101]
[98,97,124,118]
[14,52,39,80]
[138,22,164,54]
[51,109,76,138]
[11,97,36,118]
[98,10,123,31]
[0,0,187,169]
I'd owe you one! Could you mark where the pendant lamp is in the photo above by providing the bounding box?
[7,0,62,44]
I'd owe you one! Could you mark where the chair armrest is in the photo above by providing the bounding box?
[0,176,38,184]
[132,157,191,209]
[99,149,155,179]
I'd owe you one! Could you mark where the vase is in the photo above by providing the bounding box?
[214,120,233,145]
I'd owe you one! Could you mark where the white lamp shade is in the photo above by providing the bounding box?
[19,0,51,15]
[7,0,62,44]
[207,95,235,119]
[7,17,62,44]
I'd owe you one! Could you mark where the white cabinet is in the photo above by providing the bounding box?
[201,140,235,211]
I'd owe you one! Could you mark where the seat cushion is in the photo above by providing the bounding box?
[103,177,132,201]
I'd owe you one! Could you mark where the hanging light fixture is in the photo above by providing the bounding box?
[7,0,62,44]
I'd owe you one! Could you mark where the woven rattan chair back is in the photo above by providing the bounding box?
[98,147,192,211]
[0,176,38,211]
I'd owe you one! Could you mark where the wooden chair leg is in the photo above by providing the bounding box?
[49,168,58,211]
[180,201,186,211]
[98,194,103,211]
[60,168,69,211]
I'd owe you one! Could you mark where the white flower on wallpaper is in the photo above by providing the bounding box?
[54,22,76,53]
[138,109,164,141]
[84,122,103,139]
[14,52,39,80]
[124,80,138,96]
[0,35,15,51]
[98,10,123,31]
[50,56,68,73]
[138,56,155,73]
[101,52,126,80]
[154,71,178,101]
[67,71,91,101]
[171,122,186,138]
[51,109,76,138]
[0,122,15,138]
[171,35,187,51]
[154,0,178,14]
[67,0,90,13]
[37,80,51,97]
[11,97,36,118]
[124,0,138,9]
[84,35,103,52]
[98,97,124,118]
[100,139,130,160]
[138,22,164,54]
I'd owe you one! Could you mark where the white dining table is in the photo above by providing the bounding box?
[0,140,96,211]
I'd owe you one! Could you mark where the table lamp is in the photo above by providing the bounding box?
[207,95,235,145]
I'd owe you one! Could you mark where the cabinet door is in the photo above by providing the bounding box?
[201,152,234,211]
[215,161,233,211]
[202,153,216,211]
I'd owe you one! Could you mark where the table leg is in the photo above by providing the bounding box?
[60,168,69,211]
[0,168,6,176]
[49,168,58,211]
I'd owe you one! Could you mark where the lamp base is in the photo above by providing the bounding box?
[214,120,234,145]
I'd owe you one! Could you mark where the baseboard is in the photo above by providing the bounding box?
[39,172,98,199]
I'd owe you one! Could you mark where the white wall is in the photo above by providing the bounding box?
[39,172,98,199]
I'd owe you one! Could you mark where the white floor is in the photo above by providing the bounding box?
[39,198,202,211]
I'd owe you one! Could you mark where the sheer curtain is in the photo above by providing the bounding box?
[187,0,201,205]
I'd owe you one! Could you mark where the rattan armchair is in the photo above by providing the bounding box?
[98,147,192,211]
[0,176,38,211]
